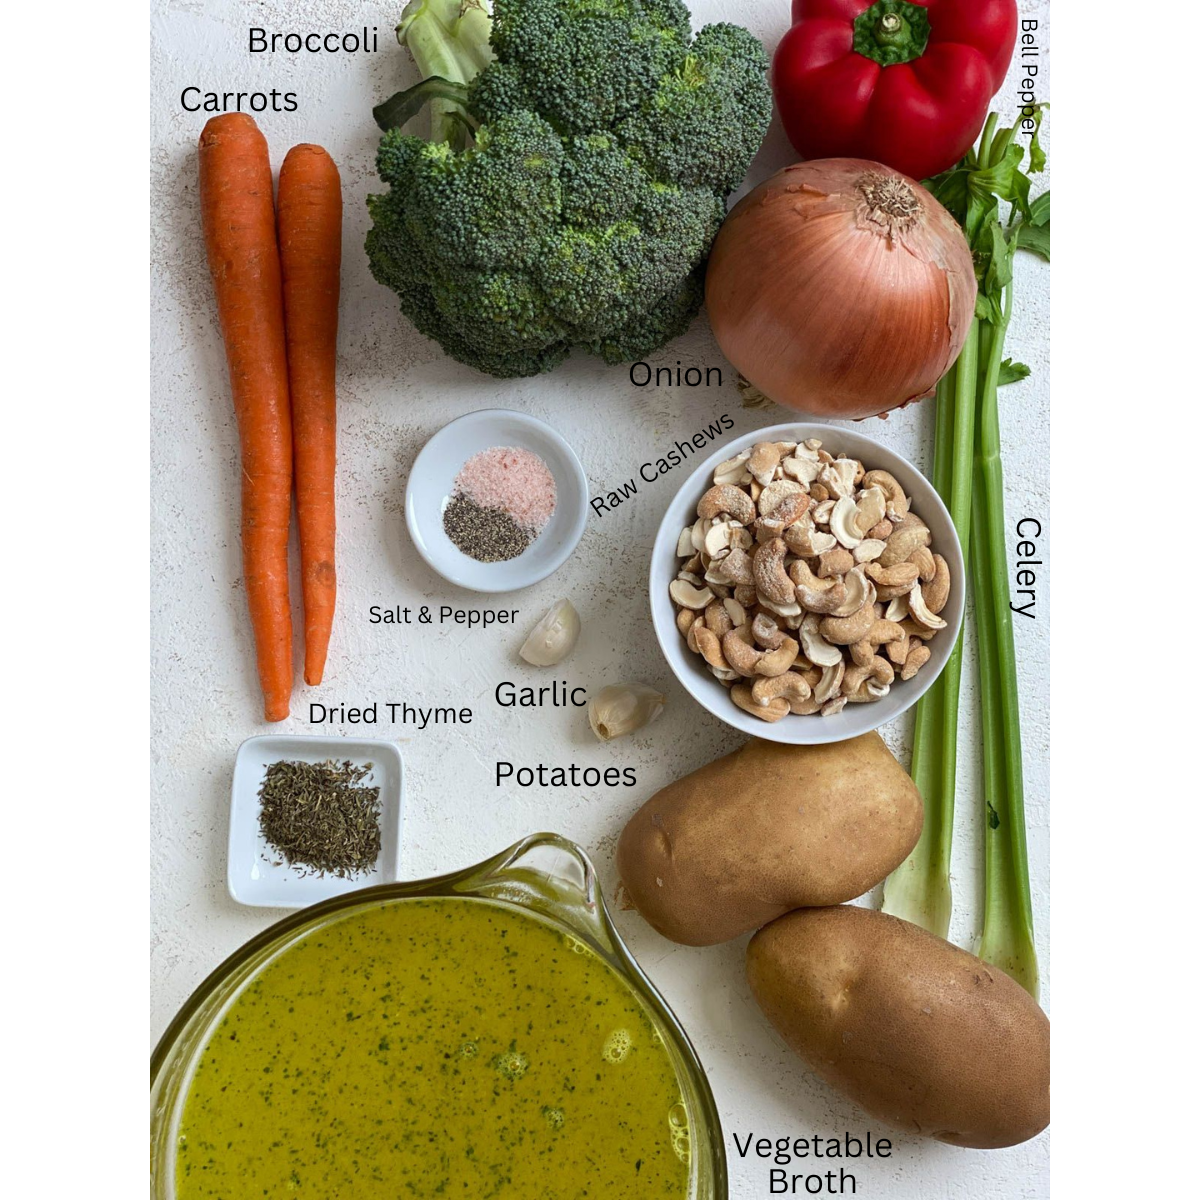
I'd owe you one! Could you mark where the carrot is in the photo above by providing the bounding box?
[277,144,342,686]
[198,113,293,722]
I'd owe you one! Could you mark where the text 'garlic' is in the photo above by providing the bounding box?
[519,599,581,667]
[588,683,665,742]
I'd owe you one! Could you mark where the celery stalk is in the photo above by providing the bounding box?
[883,110,1047,972]
[881,322,977,936]
[972,291,1039,997]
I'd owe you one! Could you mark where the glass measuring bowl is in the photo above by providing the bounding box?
[151,832,727,1199]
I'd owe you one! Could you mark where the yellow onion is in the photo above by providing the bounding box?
[705,159,976,420]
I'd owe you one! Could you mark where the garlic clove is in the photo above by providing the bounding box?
[518,599,581,667]
[588,683,665,742]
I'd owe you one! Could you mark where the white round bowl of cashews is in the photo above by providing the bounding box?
[649,422,965,746]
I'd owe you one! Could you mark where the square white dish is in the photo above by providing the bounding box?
[227,735,403,908]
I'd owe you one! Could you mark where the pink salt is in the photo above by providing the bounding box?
[455,446,557,531]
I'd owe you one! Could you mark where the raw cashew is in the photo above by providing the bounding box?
[703,520,736,558]
[748,441,784,486]
[782,453,821,485]
[731,683,788,723]
[704,599,732,639]
[817,549,854,578]
[861,470,909,522]
[784,519,837,558]
[875,578,918,602]
[908,545,936,582]
[844,655,894,700]
[819,602,877,646]
[854,486,887,535]
[830,496,863,549]
[818,459,857,499]
[853,539,886,564]
[757,496,809,540]
[813,661,845,704]
[722,626,763,678]
[723,597,748,627]
[751,670,812,710]
[907,584,948,630]
[669,580,713,609]
[753,538,795,607]
[878,515,931,567]
[799,613,843,667]
[733,584,758,608]
[754,636,800,678]
[924,554,951,614]
[717,546,755,586]
[848,619,906,667]
[698,484,755,525]
[752,611,785,649]
[865,560,920,589]
[693,624,730,670]
[712,449,751,486]
[902,643,932,680]
[809,499,834,527]
[789,560,847,614]
[758,595,803,619]
[758,479,805,517]
[827,566,875,618]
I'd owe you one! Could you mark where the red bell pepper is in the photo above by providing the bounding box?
[772,0,1018,180]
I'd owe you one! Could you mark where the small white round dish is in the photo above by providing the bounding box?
[406,409,588,593]
[228,735,404,908]
[650,422,964,746]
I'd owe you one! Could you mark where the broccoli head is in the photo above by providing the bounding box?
[366,0,770,378]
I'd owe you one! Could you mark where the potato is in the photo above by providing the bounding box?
[616,734,922,945]
[747,906,1050,1148]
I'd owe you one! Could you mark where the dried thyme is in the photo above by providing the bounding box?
[258,759,381,878]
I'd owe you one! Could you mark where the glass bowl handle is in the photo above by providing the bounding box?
[453,832,621,958]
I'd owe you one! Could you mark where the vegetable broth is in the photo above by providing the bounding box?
[176,898,690,1198]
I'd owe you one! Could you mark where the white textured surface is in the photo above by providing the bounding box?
[151,1,1051,1194]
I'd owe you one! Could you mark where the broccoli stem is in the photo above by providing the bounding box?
[972,288,1039,998]
[880,323,977,937]
[390,0,494,148]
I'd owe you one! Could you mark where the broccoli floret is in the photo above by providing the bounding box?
[366,0,771,378]
[618,23,774,194]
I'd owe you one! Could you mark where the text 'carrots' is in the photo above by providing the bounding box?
[198,112,294,722]
[278,144,342,687]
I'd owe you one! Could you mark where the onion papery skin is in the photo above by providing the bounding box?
[705,159,976,420]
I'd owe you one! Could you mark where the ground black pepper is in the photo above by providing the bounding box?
[442,493,533,562]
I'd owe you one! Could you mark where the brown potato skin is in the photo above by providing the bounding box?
[616,734,922,945]
[747,906,1050,1149]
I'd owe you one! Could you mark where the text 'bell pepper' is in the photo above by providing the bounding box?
[772,0,1017,180]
